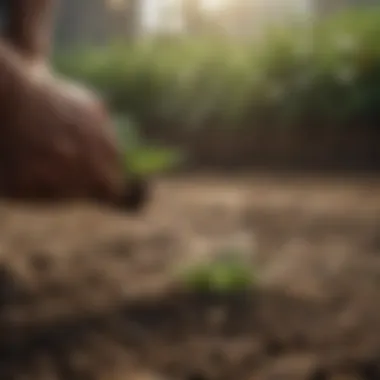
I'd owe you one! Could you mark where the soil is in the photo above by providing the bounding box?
[0,174,379,380]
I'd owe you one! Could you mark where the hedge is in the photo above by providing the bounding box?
[55,9,380,133]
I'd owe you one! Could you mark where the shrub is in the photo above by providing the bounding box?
[55,9,380,132]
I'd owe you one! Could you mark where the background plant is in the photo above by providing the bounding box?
[55,9,380,134]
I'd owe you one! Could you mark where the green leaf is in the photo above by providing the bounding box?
[125,146,184,176]
[179,258,255,293]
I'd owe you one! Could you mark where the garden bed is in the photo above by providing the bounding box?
[0,175,379,380]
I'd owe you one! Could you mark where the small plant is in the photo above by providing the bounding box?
[178,250,256,293]
[125,146,184,177]
[114,115,185,177]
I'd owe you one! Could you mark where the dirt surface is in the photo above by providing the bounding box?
[0,175,379,380]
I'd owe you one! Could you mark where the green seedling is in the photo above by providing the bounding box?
[125,146,184,177]
[179,251,256,293]
[114,115,185,177]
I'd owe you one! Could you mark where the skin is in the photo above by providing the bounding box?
[0,0,148,210]
[5,0,54,62]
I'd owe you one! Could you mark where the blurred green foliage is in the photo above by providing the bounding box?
[55,9,380,131]
[178,250,256,293]
[114,115,184,176]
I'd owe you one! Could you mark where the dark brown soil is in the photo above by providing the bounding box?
[0,175,379,380]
